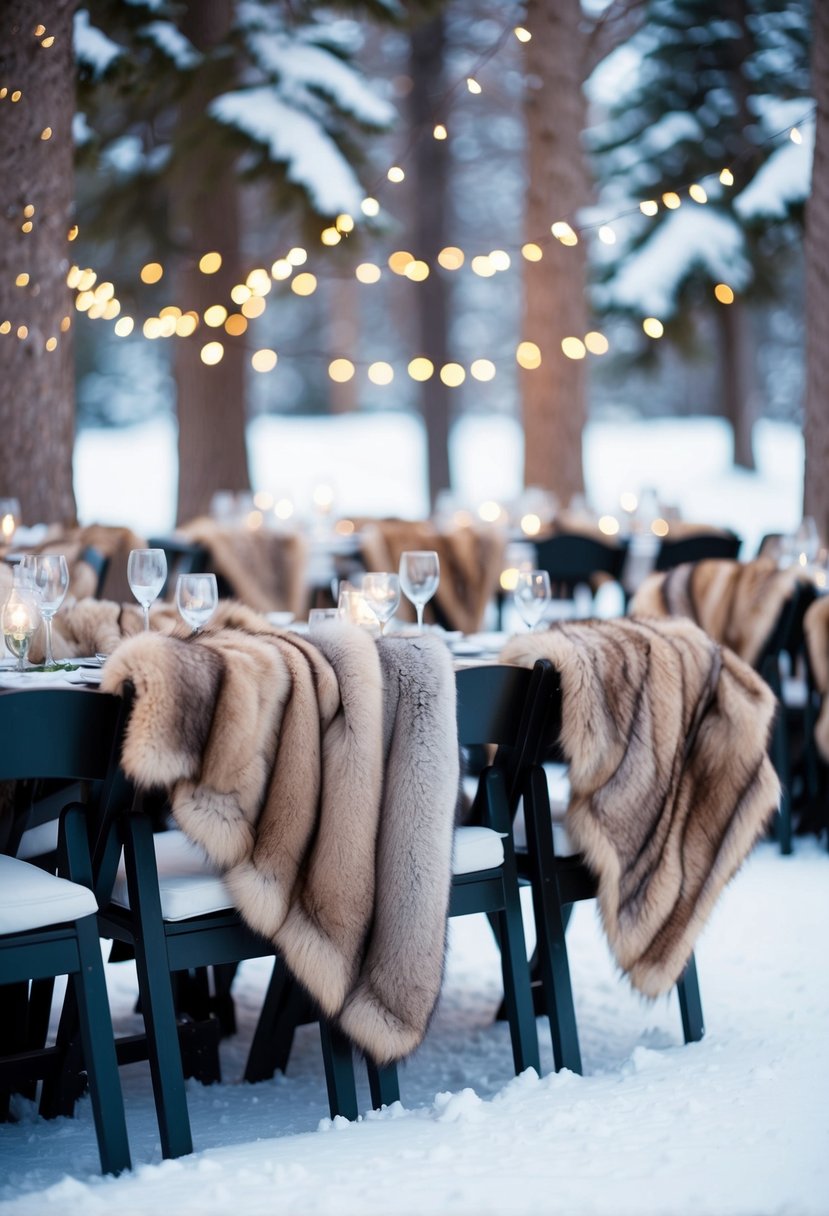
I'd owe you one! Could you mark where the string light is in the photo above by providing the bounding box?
[514,26,532,42]
[251,349,277,372]
[551,221,578,246]
[470,359,495,381]
[466,77,481,95]
[516,341,541,369]
[200,341,224,365]
[597,226,616,245]
[714,283,734,304]
[440,362,465,386]
[662,191,681,209]
[368,360,394,385]
[433,124,447,140]
[113,317,134,337]
[291,273,317,296]
[407,357,434,381]
[720,167,734,186]
[355,262,381,284]
[640,200,659,217]
[360,198,380,217]
[140,262,163,284]
[199,251,222,274]
[470,255,495,277]
[790,127,802,144]
[329,358,355,382]
[521,242,543,261]
[387,166,405,183]
[224,314,246,336]
[437,247,464,270]
[642,317,664,338]
[689,183,708,203]
[561,337,586,360]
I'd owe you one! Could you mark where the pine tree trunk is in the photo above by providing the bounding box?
[521,0,588,507]
[173,0,250,526]
[0,1,78,528]
[716,301,756,471]
[409,13,452,511]
[804,0,829,542]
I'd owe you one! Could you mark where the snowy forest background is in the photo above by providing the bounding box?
[0,0,820,529]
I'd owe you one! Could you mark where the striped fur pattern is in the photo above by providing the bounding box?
[500,617,780,998]
[630,557,801,667]
[101,605,459,1065]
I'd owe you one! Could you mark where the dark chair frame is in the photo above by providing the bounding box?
[534,533,630,600]
[0,689,132,1175]
[653,530,742,572]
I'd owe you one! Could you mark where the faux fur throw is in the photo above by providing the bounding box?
[630,557,802,668]
[17,523,149,603]
[500,617,780,998]
[29,598,181,664]
[178,518,308,618]
[359,519,505,635]
[803,594,829,761]
[100,604,459,1065]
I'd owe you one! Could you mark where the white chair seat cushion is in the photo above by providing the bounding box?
[452,825,504,874]
[0,853,97,934]
[111,829,236,922]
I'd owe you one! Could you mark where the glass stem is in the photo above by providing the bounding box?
[44,616,54,666]
[416,602,425,632]
[143,604,150,632]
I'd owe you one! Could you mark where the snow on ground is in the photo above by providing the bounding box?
[74,412,804,561]
[1,838,827,1215]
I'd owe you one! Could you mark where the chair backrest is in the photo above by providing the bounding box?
[78,545,111,599]
[456,661,554,814]
[533,533,629,597]
[0,690,131,859]
[756,579,818,674]
[147,536,210,599]
[654,530,742,572]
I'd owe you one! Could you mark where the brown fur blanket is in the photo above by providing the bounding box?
[100,604,459,1065]
[500,617,780,999]
[28,598,182,663]
[178,518,308,618]
[803,594,829,761]
[359,519,505,635]
[16,523,149,603]
[630,557,802,667]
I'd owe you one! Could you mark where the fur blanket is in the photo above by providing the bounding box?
[630,557,802,667]
[500,616,780,999]
[359,519,505,635]
[28,597,181,663]
[100,604,459,1066]
[16,523,148,603]
[803,594,829,761]
[178,518,308,618]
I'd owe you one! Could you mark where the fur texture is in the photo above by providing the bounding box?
[359,519,505,634]
[630,557,801,667]
[500,617,780,998]
[101,611,459,1063]
[179,518,308,618]
[803,594,829,761]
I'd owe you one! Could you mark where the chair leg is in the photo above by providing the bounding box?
[366,1061,400,1109]
[676,953,704,1044]
[318,1021,358,1121]
[523,768,582,1074]
[72,914,132,1175]
[245,962,309,1083]
[495,858,541,1076]
[123,815,193,1159]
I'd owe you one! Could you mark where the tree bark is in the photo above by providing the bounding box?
[172,0,250,526]
[409,13,452,511]
[0,1,78,527]
[804,0,829,542]
[716,301,756,471]
[521,0,589,507]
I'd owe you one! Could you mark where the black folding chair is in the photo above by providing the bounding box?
[514,661,704,1076]
[534,533,629,604]
[654,530,742,572]
[0,689,132,1175]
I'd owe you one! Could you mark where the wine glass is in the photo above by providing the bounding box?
[31,554,69,667]
[399,550,440,632]
[128,548,167,632]
[513,569,551,631]
[176,573,218,635]
[2,585,41,670]
[361,572,401,635]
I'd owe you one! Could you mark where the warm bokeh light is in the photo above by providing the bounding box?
[355,262,381,284]
[251,349,277,373]
[561,336,587,360]
[466,77,481,94]
[437,246,464,270]
[329,358,355,383]
[77,269,96,291]
[45,336,57,351]
[640,200,658,216]
[404,259,429,281]
[516,341,542,369]
[200,341,224,365]
[714,283,735,304]
[514,26,532,42]
[651,517,670,537]
[204,305,227,328]
[440,362,465,387]
[247,268,271,295]
[140,262,163,284]
[368,361,394,385]
[40,127,52,140]
[361,197,380,217]
[643,317,664,338]
[230,283,251,304]
[291,272,317,296]
[241,295,266,318]
[274,498,294,520]
[790,127,803,144]
[520,513,542,536]
[271,259,292,280]
[287,247,307,266]
[500,567,520,592]
[689,183,708,204]
[15,273,29,287]
[199,251,222,274]
[598,225,616,244]
[521,242,543,261]
[408,357,434,381]
[720,167,734,186]
[336,213,354,233]
[321,226,341,246]
[620,492,638,513]
[16,326,28,339]
[387,166,405,183]
[388,250,415,275]
[489,249,511,271]
[662,191,681,209]
[471,255,495,277]
[551,221,578,246]
[470,359,496,382]
[433,123,447,140]
[176,313,199,336]
[224,313,247,336]
[585,331,609,355]
[477,500,503,524]
[598,515,621,536]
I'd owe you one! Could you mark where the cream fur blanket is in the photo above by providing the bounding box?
[100,605,459,1065]
[178,518,308,618]
[501,616,780,998]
